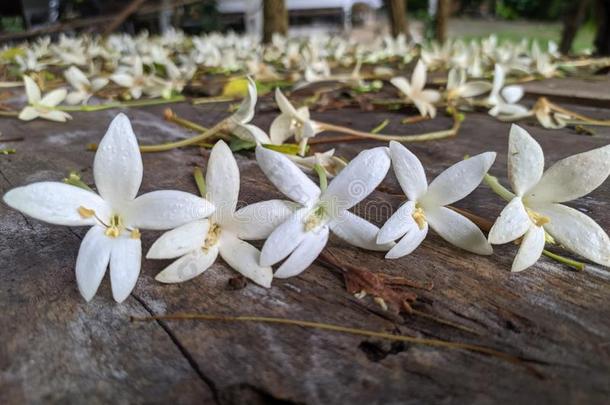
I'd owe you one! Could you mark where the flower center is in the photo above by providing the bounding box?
[203,223,221,250]
[526,208,550,227]
[412,206,427,230]
[78,206,140,239]
[304,205,326,231]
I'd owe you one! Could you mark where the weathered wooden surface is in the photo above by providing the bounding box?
[1,79,610,404]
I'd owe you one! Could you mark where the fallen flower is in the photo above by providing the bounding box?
[18,75,72,122]
[445,68,491,102]
[286,148,347,177]
[256,145,393,278]
[64,66,108,105]
[488,125,610,271]
[378,141,495,258]
[148,140,293,287]
[391,60,441,118]
[488,64,529,120]
[3,114,214,302]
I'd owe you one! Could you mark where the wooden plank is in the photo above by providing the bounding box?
[1,84,610,403]
[521,76,610,108]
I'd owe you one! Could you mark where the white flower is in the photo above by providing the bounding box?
[110,56,151,99]
[15,50,46,72]
[3,114,214,302]
[378,141,495,259]
[256,145,393,278]
[488,125,610,271]
[391,60,441,118]
[488,64,529,120]
[225,77,271,144]
[287,148,347,177]
[64,66,108,105]
[18,76,72,122]
[148,141,293,287]
[270,88,321,153]
[446,68,491,102]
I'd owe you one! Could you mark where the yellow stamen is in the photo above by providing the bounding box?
[130,229,141,239]
[526,208,550,227]
[412,207,427,230]
[78,206,95,218]
[203,223,221,250]
[104,214,124,238]
[304,205,326,231]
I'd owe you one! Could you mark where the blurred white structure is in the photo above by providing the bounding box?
[217,0,382,36]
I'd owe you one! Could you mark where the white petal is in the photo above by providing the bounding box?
[40,110,71,122]
[321,147,390,212]
[490,64,505,102]
[260,207,309,266]
[385,223,428,259]
[18,106,39,121]
[460,81,492,98]
[93,113,143,207]
[377,201,416,244]
[230,76,256,124]
[420,152,496,208]
[270,114,294,144]
[127,190,214,230]
[426,206,493,255]
[23,75,41,104]
[155,247,218,283]
[275,87,299,117]
[91,77,109,91]
[389,141,427,200]
[109,236,141,303]
[501,85,524,104]
[146,220,208,259]
[219,232,272,287]
[508,124,544,196]
[233,123,271,144]
[75,226,112,301]
[488,197,530,244]
[274,226,329,278]
[66,91,87,105]
[230,199,296,240]
[206,140,239,220]
[512,224,545,272]
[534,203,610,266]
[527,144,610,203]
[255,145,320,206]
[390,76,411,96]
[3,182,109,226]
[411,60,427,91]
[111,73,134,88]
[330,211,394,251]
[40,88,67,107]
[64,66,89,90]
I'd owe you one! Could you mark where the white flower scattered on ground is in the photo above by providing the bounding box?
[488,125,610,272]
[270,87,321,154]
[488,64,529,120]
[64,66,108,105]
[225,77,271,144]
[149,140,294,287]
[3,114,214,302]
[18,75,72,122]
[256,145,393,278]
[446,67,492,102]
[378,141,495,259]
[287,148,347,178]
[391,60,441,118]
[110,56,151,99]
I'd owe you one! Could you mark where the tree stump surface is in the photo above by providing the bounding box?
[1,78,610,404]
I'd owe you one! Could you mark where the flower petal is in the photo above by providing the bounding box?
[420,152,496,208]
[146,219,208,259]
[534,203,610,266]
[321,147,390,212]
[109,236,141,303]
[389,141,427,201]
[390,76,411,97]
[23,75,41,104]
[40,110,71,122]
[501,85,524,104]
[270,113,294,145]
[260,207,309,266]
[3,182,109,226]
[275,87,300,117]
[230,76,256,124]
[255,145,320,206]
[460,81,492,98]
[75,226,112,301]
[18,106,39,121]
[426,206,493,255]
[527,144,610,203]
[330,211,394,251]
[488,197,530,244]
[385,222,428,259]
[219,232,272,288]
[93,113,143,207]
[508,124,544,196]
[206,140,239,220]
[127,190,214,230]
[230,199,297,240]
[411,60,427,92]
[111,73,134,88]
[377,200,416,244]
[155,247,218,283]
[274,225,329,278]
[40,88,67,107]
[511,224,545,272]
[233,123,271,144]
[64,66,89,91]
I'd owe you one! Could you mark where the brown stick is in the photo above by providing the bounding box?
[103,0,148,36]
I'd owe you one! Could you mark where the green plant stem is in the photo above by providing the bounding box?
[313,163,328,192]
[139,120,227,153]
[0,148,16,155]
[483,173,516,202]
[165,110,208,133]
[193,166,206,197]
[0,111,19,117]
[542,250,585,271]
[371,119,390,134]
[57,96,185,112]
[191,96,235,105]
[130,313,542,378]
[63,172,93,191]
